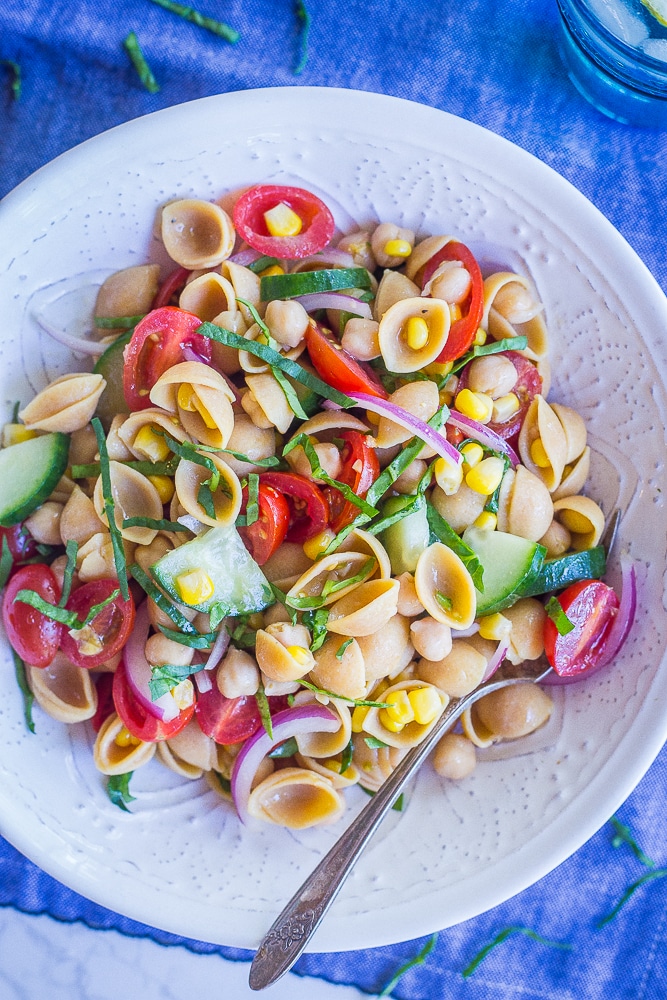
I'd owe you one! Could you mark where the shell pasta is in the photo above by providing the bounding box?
[0,183,630,832]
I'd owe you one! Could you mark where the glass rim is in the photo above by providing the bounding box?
[557,0,667,77]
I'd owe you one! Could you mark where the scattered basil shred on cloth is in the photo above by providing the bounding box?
[2,1,667,999]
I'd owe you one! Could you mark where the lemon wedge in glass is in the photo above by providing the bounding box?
[641,0,667,27]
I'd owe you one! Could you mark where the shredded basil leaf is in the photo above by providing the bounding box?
[367,493,426,536]
[149,662,204,701]
[377,933,438,997]
[269,736,298,758]
[91,417,129,600]
[0,535,13,590]
[12,650,35,734]
[286,557,376,610]
[462,926,572,978]
[255,682,273,739]
[451,335,529,374]
[610,816,655,867]
[106,772,136,812]
[336,638,354,660]
[303,607,329,651]
[435,591,453,612]
[215,448,281,468]
[299,678,390,709]
[14,590,80,628]
[272,365,309,419]
[545,596,575,636]
[58,540,79,607]
[339,738,354,774]
[364,736,387,749]
[123,31,160,93]
[156,624,216,648]
[146,0,239,41]
[597,868,667,928]
[284,434,378,519]
[122,516,189,532]
[209,602,228,631]
[130,562,201,635]
[426,503,484,591]
[293,0,311,74]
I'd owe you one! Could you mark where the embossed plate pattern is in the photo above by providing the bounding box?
[0,88,666,951]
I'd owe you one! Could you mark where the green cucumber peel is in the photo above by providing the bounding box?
[427,504,485,591]
[260,267,371,301]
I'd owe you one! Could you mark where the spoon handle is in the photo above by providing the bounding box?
[249,666,549,991]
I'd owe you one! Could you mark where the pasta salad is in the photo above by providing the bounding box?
[0,184,635,829]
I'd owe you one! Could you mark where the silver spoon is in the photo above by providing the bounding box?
[249,660,552,990]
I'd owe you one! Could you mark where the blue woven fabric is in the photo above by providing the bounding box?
[1,1,667,997]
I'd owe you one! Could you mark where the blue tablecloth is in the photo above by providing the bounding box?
[2,2,667,997]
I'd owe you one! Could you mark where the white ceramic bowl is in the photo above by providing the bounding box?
[0,87,666,952]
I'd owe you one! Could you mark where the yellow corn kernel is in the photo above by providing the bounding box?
[286,645,312,667]
[303,528,336,561]
[171,679,195,711]
[530,438,551,468]
[473,327,487,346]
[424,361,453,380]
[175,568,215,605]
[115,726,141,748]
[383,689,415,726]
[558,509,592,534]
[404,316,430,351]
[1,424,37,447]
[264,201,303,238]
[148,474,175,504]
[449,303,462,324]
[177,384,217,429]
[133,425,171,462]
[379,712,406,733]
[460,441,484,468]
[407,686,441,726]
[455,388,494,423]
[434,456,464,496]
[259,264,285,277]
[478,612,512,641]
[473,510,497,531]
[383,238,412,258]
[466,456,505,495]
[351,704,370,733]
[491,392,520,424]
[365,409,380,425]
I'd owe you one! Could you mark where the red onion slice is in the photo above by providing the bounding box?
[231,705,340,824]
[292,249,355,270]
[123,601,179,722]
[35,314,108,356]
[295,292,373,319]
[447,410,519,465]
[482,638,510,682]
[203,625,231,674]
[348,392,462,467]
[228,249,263,267]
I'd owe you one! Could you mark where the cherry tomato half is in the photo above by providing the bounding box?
[2,564,62,668]
[195,686,263,745]
[151,266,192,309]
[238,482,290,565]
[323,430,380,533]
[91,672,115,733]
[232,184,335,260]
[421,241,484,362]
[259,471,329,543]
[59,579,136,670]
[305,321,388,400]
[0,523,38,565]
[123,306,213,410]
[112,659,195,742]
[544,579,620,679]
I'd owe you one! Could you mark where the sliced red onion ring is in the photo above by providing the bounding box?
[231,704,340,824]
[34,314,108,356]
[123,601,179,722]
[447,410,520,465]
[348,392,462,466]
[203,625,231,674]
[482,638,510,682]
[543,554,637,686]
[292,249,355,270]
[228,249,262,267]
[181,343,213,366]
[295,292,372,319]
[194,668,213,694]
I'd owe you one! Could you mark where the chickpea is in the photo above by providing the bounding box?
[371,222,415,269]
[265,299,310,349]
[217,648,260,698]
[25,502,63,546]
[466,354,518,398]
[337,230,375,270]
[473,684,552,739]
[145,633,194,668]
[395,573,425,617]
[428,261,471,304]
[410,617,452,661]
[432,733,476,779]
[493,281,541,323]
[341,318,381,360]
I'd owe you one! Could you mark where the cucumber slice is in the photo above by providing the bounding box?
[0,432,70,526]
[462,526,546,616]
[516,545,607,598]
[379,495,430,575]
[93,332,131,429]
[151,525,274,615]
[260,267,371,301]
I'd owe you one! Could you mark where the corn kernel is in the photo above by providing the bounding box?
[383,689,415,726]
[473,327,487,346]
[473,510,497,531]
[491,392,520,424]
[365,409,380,425]
[148,474,175,504]
[286,645,312,667]
[424,361,453,380]
[351,704,370,733]
[177,384,217,429]
[383,238,412,258]
[465,456,505,495]
[175,568,215,605]
[407,686,441,726]
[404,316,430,351]
[259,264,285,277]
[557,509,592,534]
[449,303,462,323]
[264,201,303,238]
[303,528,336,561]
[530,438,551,468]
[115,726,141,748]
[478,612,512,641]
[434,456,464,496]
[378,712,406,733]
[460,441,484,468]
[133,424,171,462]
[1,424,37,447]
[455,388,494,423]
[171,679,195,710]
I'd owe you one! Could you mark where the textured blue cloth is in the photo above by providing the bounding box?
[2,1,667,997]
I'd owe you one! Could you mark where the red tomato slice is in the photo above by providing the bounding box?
[232,184,335,260]
[91,672,115,733]
[544,580,620,679]
[59,579,136,670]
[421,241,484,362]
[323,430,380,533]
[151,266,192,309]
[123,306,212,410]
[457,350,542,444]
[112,660,194,742]
[195,685,263,745]
[2,564,62,668]
[0,523,38,565]
[238,482,290,565]
[305,321,388,400]
[259,471,329,543]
